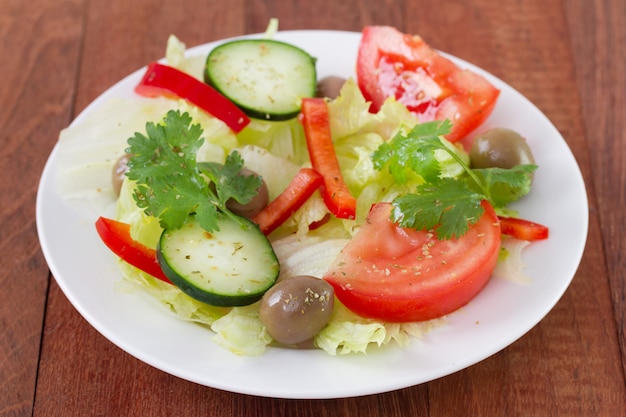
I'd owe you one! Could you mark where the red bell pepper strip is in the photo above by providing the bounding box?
[498,216,549,241]
[252,168,324,235]
[299,98,357,220]
[95,216,172,284]
[135,62,250,133]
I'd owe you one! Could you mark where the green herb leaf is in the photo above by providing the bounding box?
[391,178,485,239]
[125,110,259,232]
[469,164,537,207]
[198,153,261,209]
[372,120,453,183]
[372,118,538,239]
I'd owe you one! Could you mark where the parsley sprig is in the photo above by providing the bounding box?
[125,110,261,232]
[373,120,536,239]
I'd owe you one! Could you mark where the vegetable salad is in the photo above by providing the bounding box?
[55,29,546,356]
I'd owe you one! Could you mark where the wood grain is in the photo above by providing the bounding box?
[1,0,624,415]
[566,0,626,374]
[0,0,83,416]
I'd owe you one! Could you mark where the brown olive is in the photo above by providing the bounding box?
[111,153,131,196]
[259,275,334,345]
[226,168,269,218]
[470,128,535,169]
[316,76,347,100]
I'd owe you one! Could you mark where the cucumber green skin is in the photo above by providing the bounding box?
[157,216,280,307]
[204,39,317,121]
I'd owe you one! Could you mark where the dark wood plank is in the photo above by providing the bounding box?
[74,0,247,115]
[246,0,405,32]
[566,0,626,374]
[230,386,428,417]
[34,281,236,417]
[0,1,84,416]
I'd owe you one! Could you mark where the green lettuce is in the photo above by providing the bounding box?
[315,301,446,355]
[211,304,273,356]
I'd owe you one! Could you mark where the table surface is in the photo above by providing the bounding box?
[2,0,625,415]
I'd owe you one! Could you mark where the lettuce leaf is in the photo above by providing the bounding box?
[211,304,273,356]
[315,302,446,355]
[236,117,310,166]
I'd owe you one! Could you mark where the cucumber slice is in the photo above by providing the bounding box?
[157,215,280,307]
[204,39,317,121]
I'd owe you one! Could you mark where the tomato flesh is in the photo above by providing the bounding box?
[357,26,500,143]
[324,201,501,322]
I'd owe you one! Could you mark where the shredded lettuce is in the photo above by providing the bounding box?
[211,304,273,356]
[263,18,280,39]
[315,302,446,355]
[236,118,310,165]
[493,236,532,284]
[55,96,177,212]
[233,145,301,200]
[270,232,349,280]
[165,34,205,80]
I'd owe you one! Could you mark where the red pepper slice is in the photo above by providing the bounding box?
[300,98,357,219]
[135,62,250,133]
[95,216,172,284]
[252,168,324,235]
[498,216,549,241]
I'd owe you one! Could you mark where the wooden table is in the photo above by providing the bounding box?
[2,0,625,415]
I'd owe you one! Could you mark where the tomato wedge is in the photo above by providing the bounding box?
[356,26,500,143]
[324,201,501,322]
[135,62,250,133]
[95,216,172,284]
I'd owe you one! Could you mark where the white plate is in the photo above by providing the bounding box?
[36,30,588,399]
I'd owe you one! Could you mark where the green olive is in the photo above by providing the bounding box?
[259,275,334,345]
[225,168,269,219]
[470,128,535,169]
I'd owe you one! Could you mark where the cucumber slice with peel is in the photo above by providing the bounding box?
[204,39,317,121]
[157,215,280,307]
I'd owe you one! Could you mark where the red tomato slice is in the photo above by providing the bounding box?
[324,201,501,322]
[357,26,500,143]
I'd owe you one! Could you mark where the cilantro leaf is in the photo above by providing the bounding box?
[372,120,453,183]
[125,110,259,232]
[198,152,261,209]
[372,118,538,239]
[391,178,485,239]
[469,164,537,207]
